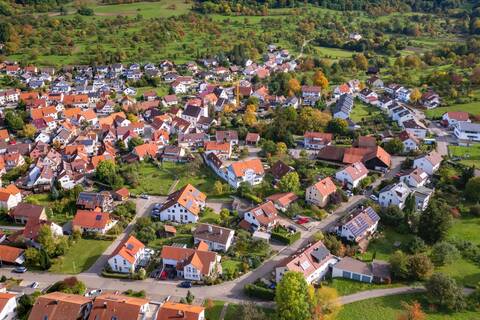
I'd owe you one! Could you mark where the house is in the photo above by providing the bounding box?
[400,168,429,188]
[397,88,411,103]
[337,206,380,243]
[378,182,411,209]
[157,302,205,320]
[0,293,17,320]
[160,243,220,280]
[377,96,394,111]
[333,83,353,99]
[88,293,150,320]
[306,177,337,208]
[413,151,442,175]
[275,240,338,284]
[454,121,480,142]
[269,160,294,182]
[245,132,260,145]
[332,94,353,119]
[243,201,279,231]
[358,88,378,105]
[402,119,428,139]
[76,191,113,212]
[413,186,434,212]
[266,192,298,211]
[420,91,440,109]
[0,245,25,265]
[385,83,403,97]
[193,223,235,252]
[161,146,186,163]
[28,292,93,320]
[0,184,22,210]
[335,161,368,189]
[366,76,384,88]
[72,210,117,234]
[113,187,130,201]
[303,132,333,150]
[442,111,470,128]
[204,141,232,160]
[342,146,391,171]
[398,130,420,152]
[158,184,206,224]
[216,130,238,146]
[301,86,321,99]
[226,158,264,188]
[10,203,47,225]
[108,235,147,273]
[178,133,208,150]
[133,143,158,161]
[332,257,391,284]
[162,94,178,107]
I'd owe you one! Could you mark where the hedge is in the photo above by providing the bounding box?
[244,284,275,300]
[101,271,131,279]
[271,231,301,245]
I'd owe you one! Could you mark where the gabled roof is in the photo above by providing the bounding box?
[269,160,294,180]
[343,206,380,240]
[266,192,298,208]
[310,177,337,198]
[157,302,204,320]
[88,293,149,320]
[110,235,145,264]
[29,292,92,320]
[10,203,44,220]
[160,246,217,275]
[341,161,369,181]
[72,210,112,230]
[444,111,469,121]
[193,223,234,246]
[159,184,206,216]
[417,151,442,167]
[247,201,278,226]
[0,245,24,263]
[229,158,264,178]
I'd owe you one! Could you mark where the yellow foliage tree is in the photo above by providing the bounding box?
[310,287,341,320]
[276,142,287,155]
[313,70,329,90]
[223,103,237,113]
[288,78,301,97]
[243,109,257,127]
[410,88,422,104]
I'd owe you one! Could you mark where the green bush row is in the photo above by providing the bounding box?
[271,231,301,245]
[244,284,275,300]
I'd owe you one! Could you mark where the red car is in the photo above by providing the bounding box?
[159,271,167,280]
[296,217,310,224]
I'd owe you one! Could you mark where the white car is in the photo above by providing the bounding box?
[31,282,39,289]
[369,194,379,201]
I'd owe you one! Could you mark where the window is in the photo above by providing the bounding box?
[342,271,351,278]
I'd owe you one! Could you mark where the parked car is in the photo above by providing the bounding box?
[160,271,167,280]
[287,225,297,233]
[179,281,192,288]
[30,282,39,289]
[345,190,353,197]
[85,289,102,297]
[369,194,379,201]
[140,194,149,199]
[12,266,27,273]
[296,217,310,224]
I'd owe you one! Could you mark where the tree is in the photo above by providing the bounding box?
[37,225,56,256]
[276,142,287,155]
[95,160,123,189]
[381,206,405,227]
[384,138,404,155]
[418,199,452,244]
[323,234,346,257]
[278,172,300,193]
[21,124,36,140]
[465,177,480,202]
[312,70,329,90]
[287,78,301,96]
[389,250,409,280]
[298,107,332,132]
[425,273,466,311]
[354,53,368,70]
[408,253,433,280]
[39,248,51,270]
[397,301,426,320]
[186,290,194,304]
[243,104,257,127]
[4,111,24,131]
[128,136,144,151]
[410,88,422,104]
[327,118,348,135]
[213,181,224,195]
[275,272,312,320]
[431,241,460,266]
[24,248,40,267]
[261,140,277,155]
[311,287,341,320]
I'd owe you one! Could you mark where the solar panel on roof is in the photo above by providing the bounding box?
[95,215,102,221]
[300,260,310,270]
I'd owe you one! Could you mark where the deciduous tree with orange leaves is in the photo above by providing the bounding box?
[397,301,426,320]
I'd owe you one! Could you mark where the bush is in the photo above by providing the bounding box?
[101,271,131,279]
[470,204,480,217]
[244,284,275,300]
[431,241,460,266]
[77,6,94,16]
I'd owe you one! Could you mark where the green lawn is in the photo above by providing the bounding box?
[221,259,243,276]
[128,162,219,196]
[147,233,193,251]
[325,278,402,296]
[204,300,225,320]
[50,239,112,274]
[350,103,383,123]
[425,101,480,118]
[224,304,276,320]
[358,228,415,261]
[448,215,480,246]
[448,144,480,167]
[338,293,479,320]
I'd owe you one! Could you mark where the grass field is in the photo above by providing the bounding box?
[448,144,480,167]
[437,257,480,287]
[425,101,480,118]
[358,228,414,261]
[204,300,225,320]
[448,216,480,246]
[337,293,479,320]
[88,0,191,19]
[50,239,112,274]
[325,278,402,296]
[350,103,383,123]
[128,162,218,196]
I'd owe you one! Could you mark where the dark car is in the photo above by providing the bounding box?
[13,266,27,273]
[179,281,192,288]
